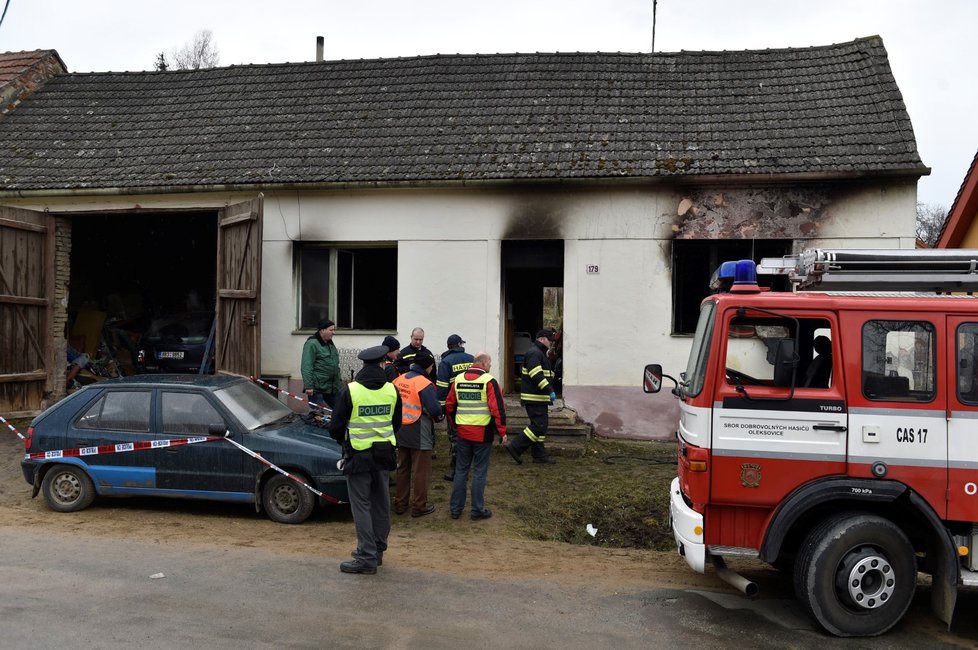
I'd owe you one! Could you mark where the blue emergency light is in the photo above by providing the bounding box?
[710,259,758,292]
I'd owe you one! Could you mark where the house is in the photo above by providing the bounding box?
[0,37,928,437]
[935,149,978,248]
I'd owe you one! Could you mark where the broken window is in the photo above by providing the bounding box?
[672,239,790,334]
[296,244,397,330]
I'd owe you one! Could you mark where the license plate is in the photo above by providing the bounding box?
[158,351,184,359]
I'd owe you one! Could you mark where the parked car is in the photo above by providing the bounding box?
[21,374,347,524]
[136,312,215,374]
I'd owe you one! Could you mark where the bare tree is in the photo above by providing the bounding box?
[154,52,169,71]
[170,30,220,70]
[916,202,948,247]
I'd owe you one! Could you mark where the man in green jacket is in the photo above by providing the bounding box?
[301,319,342,410]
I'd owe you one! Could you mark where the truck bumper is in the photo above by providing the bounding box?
[669,476,706,573]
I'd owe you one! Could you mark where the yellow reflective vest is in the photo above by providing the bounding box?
[454,373,493,426]
[347,382,398,450]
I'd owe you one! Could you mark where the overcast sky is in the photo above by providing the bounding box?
[1,0,975,209]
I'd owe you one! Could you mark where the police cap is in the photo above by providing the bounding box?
[358,345,390,363]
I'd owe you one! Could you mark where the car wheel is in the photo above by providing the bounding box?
[262,473,315,524]
[40,464,96,513]
[794,512,915,637]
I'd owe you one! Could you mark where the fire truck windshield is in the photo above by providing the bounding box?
[682,301,716,397]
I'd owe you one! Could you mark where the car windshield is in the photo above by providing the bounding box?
[214,381,293,431]
[683,300,716,397]
[145,313,214,344]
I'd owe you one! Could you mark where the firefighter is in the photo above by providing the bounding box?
[436,334,474,481]
[506,328,557,464]
[393,327,435,379]
[392,351,443,517]
[328,345,402,574]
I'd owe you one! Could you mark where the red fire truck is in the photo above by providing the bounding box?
[645,249,978,637]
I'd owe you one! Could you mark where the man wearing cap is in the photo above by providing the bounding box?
[300,319,341,410]
[436,334,474,481]
[392,350,443,517]
[381,335,400,382]
[506,328,558,465]
[328,345,403,575]
[393,327,435,380]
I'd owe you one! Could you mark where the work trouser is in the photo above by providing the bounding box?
[347,467,391,568]
[394,447,433,515]
[445,416,458,475]
[511,402,549,459]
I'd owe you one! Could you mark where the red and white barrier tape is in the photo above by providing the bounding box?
[250,376,332,414]
[220,431,341,504]
[0,415,26,440]
[24,435,221,461]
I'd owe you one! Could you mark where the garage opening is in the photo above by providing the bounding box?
[67,211,217,376]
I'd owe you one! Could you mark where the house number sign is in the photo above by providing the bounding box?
[586,264,600,274]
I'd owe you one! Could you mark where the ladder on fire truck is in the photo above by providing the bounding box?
[757,248,978,292]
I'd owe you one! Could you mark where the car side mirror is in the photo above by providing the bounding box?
[208,423,227,436]
[643,364,663,393]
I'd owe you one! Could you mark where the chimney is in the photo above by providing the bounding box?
[316,36,324,62]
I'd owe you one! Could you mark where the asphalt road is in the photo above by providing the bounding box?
[1,527,975,649]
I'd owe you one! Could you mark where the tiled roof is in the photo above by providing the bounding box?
[0,36,926,192]
[0,49,60,85]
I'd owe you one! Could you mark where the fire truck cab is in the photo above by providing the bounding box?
[646,249,978,637]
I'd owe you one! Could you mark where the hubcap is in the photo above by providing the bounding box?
[839,548,895,609]
[53,473,81,503]
[273,485,299,513]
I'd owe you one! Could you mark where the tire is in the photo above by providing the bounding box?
[40,464,96,513]
[794,512,915,637]
[262,473,315,524]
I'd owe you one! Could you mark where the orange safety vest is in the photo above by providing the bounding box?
[393,373,431,425]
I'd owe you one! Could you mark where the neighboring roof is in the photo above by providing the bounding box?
[936,149,978,248]
[0,49,67,115]
[0,36,927,193]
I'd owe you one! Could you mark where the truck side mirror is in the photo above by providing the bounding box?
[772,339,797,387]
[643,364,663,393]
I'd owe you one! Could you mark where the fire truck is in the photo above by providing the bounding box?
[644,249,978,637]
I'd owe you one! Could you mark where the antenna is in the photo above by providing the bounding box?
[651,0,658,53]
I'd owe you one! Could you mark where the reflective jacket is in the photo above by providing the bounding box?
[446,366,507,443]
[394,372,431,425]
[520,340,553,403]
[436,347,474,404]
[393,364,443,450]
[347,382,398,451]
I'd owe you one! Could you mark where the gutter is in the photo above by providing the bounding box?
[0,167,931,200]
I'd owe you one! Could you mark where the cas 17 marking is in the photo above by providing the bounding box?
[896,427,927,443]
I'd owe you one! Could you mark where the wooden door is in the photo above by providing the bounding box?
[0,206,55,415]
[215,197,263,378]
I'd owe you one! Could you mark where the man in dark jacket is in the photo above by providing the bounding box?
[300,319,341,410]
[329,345,402,574]
[436,334,474,481]
[393,327,435,379]
[381,335,400,382]
[506,328,557,465]
[392,351,443,517]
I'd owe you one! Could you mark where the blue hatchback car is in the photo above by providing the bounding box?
[22,374,347,524]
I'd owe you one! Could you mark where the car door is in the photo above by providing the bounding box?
[154,389,250,495]
[70,388,158,491]
[947,316,977,521]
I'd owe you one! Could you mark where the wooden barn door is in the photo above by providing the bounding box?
[215,197,263,378]
[0,206,55,415]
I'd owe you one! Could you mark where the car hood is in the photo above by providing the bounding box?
[248,419,342,454]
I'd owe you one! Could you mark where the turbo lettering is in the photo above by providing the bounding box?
[358,404,392,417]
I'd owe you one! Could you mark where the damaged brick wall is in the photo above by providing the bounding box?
[0,51,66,116]
[672,187,833,241]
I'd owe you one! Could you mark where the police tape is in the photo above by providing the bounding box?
[23,432,344,504]
[250,376,332,413]
[0,415,26,440]
[24,435,222,461]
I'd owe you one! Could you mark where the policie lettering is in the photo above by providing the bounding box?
[896,427,927,443]
[358,405,392,417]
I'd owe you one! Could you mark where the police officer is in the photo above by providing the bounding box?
[505,328,557,464]
[436,334,474,481]
[329,345,402,574]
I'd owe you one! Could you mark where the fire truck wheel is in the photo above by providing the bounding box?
[794,512,915,637]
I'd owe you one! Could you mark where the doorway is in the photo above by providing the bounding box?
[501,240,563,394]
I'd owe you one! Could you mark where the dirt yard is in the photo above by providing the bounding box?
[0,425,736,594]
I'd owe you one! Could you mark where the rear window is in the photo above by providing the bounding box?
[145,313,214,344]
[861,320,936,402]
[76,391,152,432]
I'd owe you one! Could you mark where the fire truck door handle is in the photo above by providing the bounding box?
[813,424,847,432]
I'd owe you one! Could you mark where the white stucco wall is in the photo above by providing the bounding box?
[5,179,919,435]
